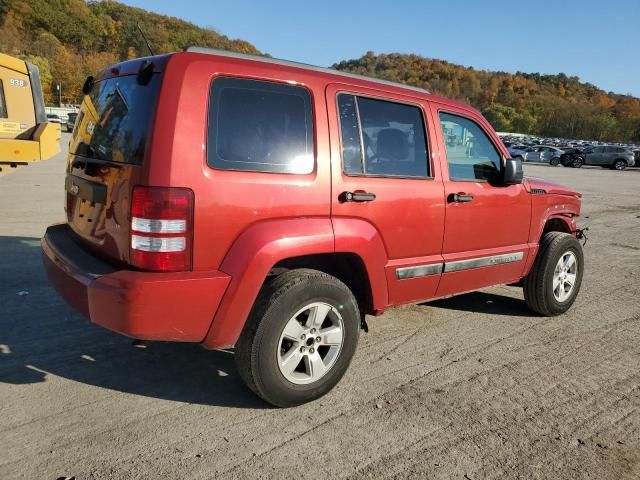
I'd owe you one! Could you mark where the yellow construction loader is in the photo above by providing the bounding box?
[0,53,60,170]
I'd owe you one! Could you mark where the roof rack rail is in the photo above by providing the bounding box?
[184,46,429,95]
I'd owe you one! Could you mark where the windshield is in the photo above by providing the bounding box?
[70,73,161,165]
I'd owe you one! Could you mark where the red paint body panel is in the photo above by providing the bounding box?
[331,217,390,311]
[437,244,531,296]
[42,227,230,341]
[202,218,334,349]
[326,83,446,306]
[42,50,583,350]
[524,177,582,198]
[427,101,533,297]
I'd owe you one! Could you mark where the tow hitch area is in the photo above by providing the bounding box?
[576,226,589,246]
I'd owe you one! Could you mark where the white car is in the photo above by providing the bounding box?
[46,114,62,124]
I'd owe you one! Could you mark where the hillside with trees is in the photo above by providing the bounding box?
[0,0,260,104]
[333,53,640,142]
[1,1,639,142]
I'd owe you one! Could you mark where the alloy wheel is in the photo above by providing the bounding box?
[552,252,578,302]
[277,302,344,385]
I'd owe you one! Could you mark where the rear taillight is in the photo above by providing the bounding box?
[130,186,194,272]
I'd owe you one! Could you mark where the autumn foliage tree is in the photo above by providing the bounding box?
[334,52,640,142]
[0,0,261,104]
[1,1,638,142]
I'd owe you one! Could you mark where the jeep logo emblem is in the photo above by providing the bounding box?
[70,184,79,195]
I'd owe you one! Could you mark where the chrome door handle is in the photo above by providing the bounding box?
[340,191,376,202]
[448,193,474,203]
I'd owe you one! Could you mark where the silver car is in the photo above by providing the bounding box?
[513,145,564,164]
[581,146,635,170]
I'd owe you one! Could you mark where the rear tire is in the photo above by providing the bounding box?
[235,269,360,407]
[523,232,584,316]
[572,157,583,168]
[612,159,627,170]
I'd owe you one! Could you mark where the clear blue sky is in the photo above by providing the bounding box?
[120,0,640,97]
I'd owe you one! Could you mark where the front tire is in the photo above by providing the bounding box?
[235,269,360,407]
[550,157,560,166]
[523,232,584,316]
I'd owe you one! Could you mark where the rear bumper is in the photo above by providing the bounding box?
[42,224,230,342]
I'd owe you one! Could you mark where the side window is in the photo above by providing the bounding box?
[0,80,7,118]
[337,93,429,178]
[208,77,314,174]
[439,112,501,181]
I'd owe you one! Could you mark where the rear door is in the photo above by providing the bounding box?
[430,102,531,297]
[587,146,605,165]
[604,146,617,165]
[66,70,162,264]
[541,147,556,162]
[326,84,445,305]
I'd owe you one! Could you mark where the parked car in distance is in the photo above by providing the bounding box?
[65,112,78,132]
[46,113,62,124]
[41,48,585,407]
[581,146,635,170]
[507,144,528,156]
[512,145,564,164]
[559,147,585,168]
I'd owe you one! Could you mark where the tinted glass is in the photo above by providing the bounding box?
[338,94,428,177]
[70,74,161,164]
[439,112,501,181]
[0,80,7,118]
[208,77,314,174]
[337,94,363,174]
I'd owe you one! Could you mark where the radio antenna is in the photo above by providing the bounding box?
[136,24,155,56]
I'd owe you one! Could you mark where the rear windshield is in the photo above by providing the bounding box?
[70,74,161,164]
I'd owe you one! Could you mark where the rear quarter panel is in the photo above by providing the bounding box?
[150,53,332,273]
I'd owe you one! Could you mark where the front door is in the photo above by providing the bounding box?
[539,147,554,163]
[527,147,542,162]
[430,102,532,297]
[326,84,445,305]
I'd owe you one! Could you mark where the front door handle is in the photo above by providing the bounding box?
[448,192,474,203]
[340,191,376,203]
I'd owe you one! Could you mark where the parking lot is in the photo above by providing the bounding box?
[1,134,639,479]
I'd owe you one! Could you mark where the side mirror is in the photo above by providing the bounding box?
[503,157,523,185]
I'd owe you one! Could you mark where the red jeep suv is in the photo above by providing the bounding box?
[42,48,584,407]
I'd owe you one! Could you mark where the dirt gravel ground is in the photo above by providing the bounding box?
[1,135,639,479]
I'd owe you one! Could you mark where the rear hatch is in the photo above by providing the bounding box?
[65,59,164,265]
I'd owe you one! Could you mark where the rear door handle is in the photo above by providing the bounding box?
[340,191,376,203]
[448,193,474,203]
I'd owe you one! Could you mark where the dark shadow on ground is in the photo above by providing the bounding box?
[0,235,266,409]
[424,290,532,317]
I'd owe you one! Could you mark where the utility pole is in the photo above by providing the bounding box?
[57,82,61,107]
